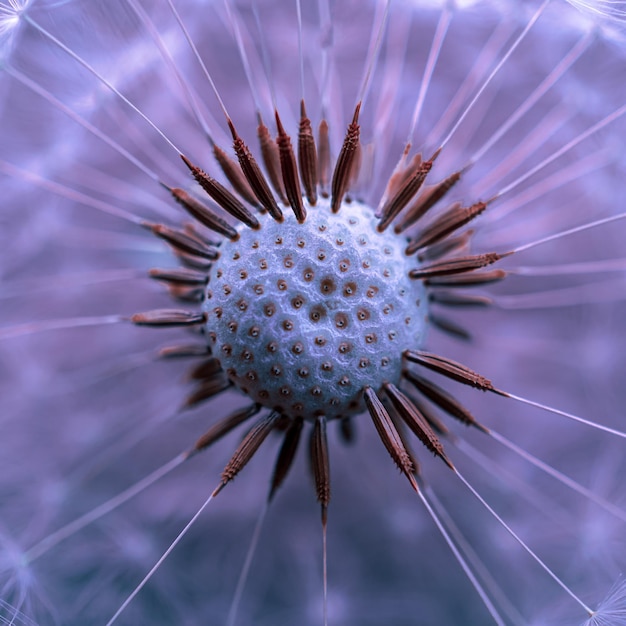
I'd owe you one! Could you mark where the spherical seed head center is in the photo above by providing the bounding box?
[204,198,428,421]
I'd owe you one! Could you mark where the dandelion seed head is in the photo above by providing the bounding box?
[207,198,427,420]
[1,0,626,623]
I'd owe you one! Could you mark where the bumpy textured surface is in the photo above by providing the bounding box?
[204,198,427,420]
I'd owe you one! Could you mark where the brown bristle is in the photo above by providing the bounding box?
[158,344,210,360]
[339,417,355,445]
[298,100,318,205]
[228,119,283,222]
[151,223,219,260]
[382,383,454,470]
[363,387,418,490]
[409,252,503,280]
[149,267,208,286]
[212,144,261,209]
[269,417,304,501]
[180,155,259,229]
[330,103,361,213]
[184,375,232,408]
[419,230,474,262]
[191,403,261,454]
[395,170,462,234]
[425,268,508,288]
[130,309,207,327]
[403,370,489,433]
[170,187,239,241]
[404,350,496,392]
[275,110,306,223]
[257,117,288,205]
[187,357,222,382]
[406,201,487,255]
[310,416,330,525]
[377,150,440,232]
[384,151,422,203]
[216,411,281,495]
[317,119,331,194]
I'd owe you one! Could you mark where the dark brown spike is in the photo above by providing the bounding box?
[404,350,497,392]
[184,376,232,408]
[310,416,330,525]
[409,252,503,280]
[395,170,462,234]
[187,357,222,381]
[419,230,474,262]
[298,100,318,205]
[191,403,261,455]
[130,309,206,327]
[429,313,472,341]
[170,187,238,241]
[377,149,440,232]
[429,291,492,308]
[425,268,508,288]
[149,267,208,286]
[257,117,288,205]
[180,154,260,229]
[339,417,356,445]
[158,344,210,360]
[317,119,331,195]
[269,417,304,501]
[330,102,361,213]
[228,120,283,222]
[214,411,281,495]
[151,224,219,260]
[403,370,489,433]
[275,110,306,223]
[363,387,419,490]
[213,144,261,209]
[406,201,487,255]
[383,383,454,470]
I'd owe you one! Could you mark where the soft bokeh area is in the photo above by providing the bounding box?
[1,0,626,624]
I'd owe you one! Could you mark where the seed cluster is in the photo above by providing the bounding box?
[204,198,427,420]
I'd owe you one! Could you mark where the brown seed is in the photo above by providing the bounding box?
[395,170,462,234]
[363,387,419,491]
[409,252,503,280]
[215,411,281,495]
[298,100,318,205]
[383,383,454,470]
[309,416,331,525]
[275,110,306,223]
[151,223,218,260]
[190,403,261,455]
[212,144,261,209]
[406,201,487,255]
[130,309,206,327]
[269,417,304,501]
[180,154,259,229]
[331,103,361,213]
[403,370,489,433]
[170,187,238,240]
[228,119,283,222]
[404,350,497,392]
